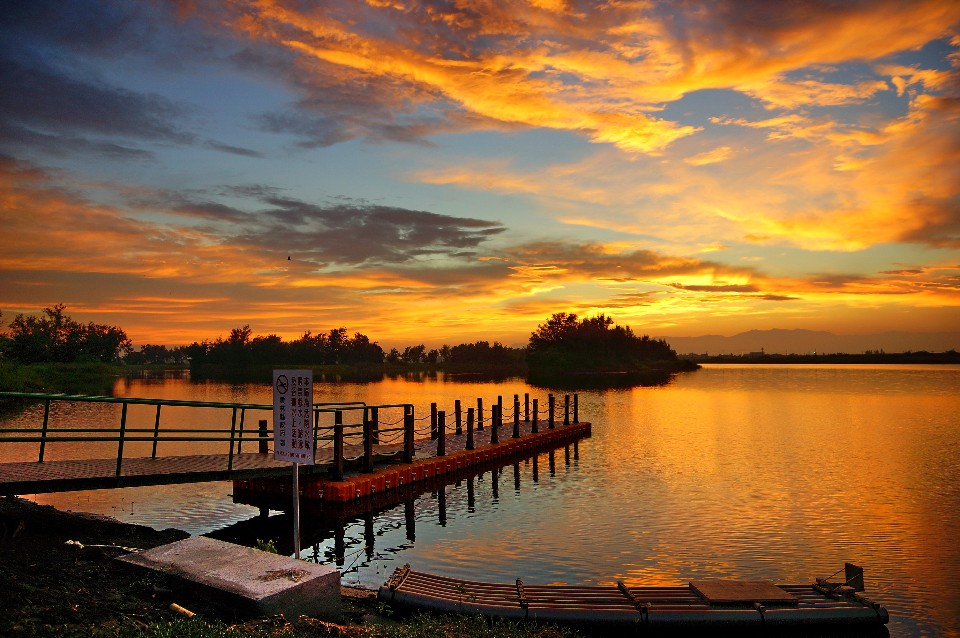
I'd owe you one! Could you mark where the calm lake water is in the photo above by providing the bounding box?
[2,364,958,637]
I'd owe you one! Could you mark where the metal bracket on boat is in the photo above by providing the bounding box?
[617,580,650,624]
[516,578,529,610]
[753,602,766,623]
[388,564,411,593]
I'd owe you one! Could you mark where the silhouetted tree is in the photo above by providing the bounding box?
[527,313,677,371]
[445,340,525,371]
[5,305,131,363]
[402,344,426,364]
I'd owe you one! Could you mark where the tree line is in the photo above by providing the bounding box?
[1,306,682,374]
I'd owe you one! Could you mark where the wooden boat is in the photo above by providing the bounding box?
[377,563,889,628]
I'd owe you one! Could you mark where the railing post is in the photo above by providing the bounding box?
[38,398,51,463]
[237,408,246,454]
[333,411,344,480]
[151,404,162,459]
[363,408,374,472]
[437,411,446,456]
[524,393,530,422]
[228,407,238,471]
[431,402,438,440]
[564,394,570,425]
[513,395,520,438]
[466,407,475,450]
[548,394,555,429]
[532,399,539,434]
[403,406,414,463]
[455,399,462,435]
[490,404,500,444]
[258,419,268,454]
[115,402,128,477]
[574,393,579,424]
[477,398,483,430]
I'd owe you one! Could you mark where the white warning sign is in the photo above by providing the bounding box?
[273,369,314,465]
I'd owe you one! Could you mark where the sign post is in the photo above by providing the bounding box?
[273,369,314,558]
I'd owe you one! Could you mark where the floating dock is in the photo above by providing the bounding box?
[378,564,890,628]
[235,418,591,503]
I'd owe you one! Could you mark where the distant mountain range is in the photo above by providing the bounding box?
[658,329,960,356]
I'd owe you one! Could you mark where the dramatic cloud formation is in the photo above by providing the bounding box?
[0,1,958,349]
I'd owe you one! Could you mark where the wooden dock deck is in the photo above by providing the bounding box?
[0,443,392,494]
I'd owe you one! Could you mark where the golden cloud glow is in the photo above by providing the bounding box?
[1,1,958,349]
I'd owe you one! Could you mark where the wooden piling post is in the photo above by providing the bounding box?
[455,399,462,435]
[548,394,555,429]
[532,399,539,433]
[403,405,414,463]
[490,405,500,444]
[258,419,268,454]
[333,411,345,480]
[564,394,570,425]
[437,411,446,456]
[363,408,374,472]
[466,407,475,450]
[513,396,521,438]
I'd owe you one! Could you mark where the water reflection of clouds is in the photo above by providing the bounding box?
[5,368,960,636]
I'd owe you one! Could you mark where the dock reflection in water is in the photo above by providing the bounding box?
[208,443,580,579]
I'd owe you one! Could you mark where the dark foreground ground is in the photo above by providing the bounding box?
[0,496,396,637]
[0,496,578,638]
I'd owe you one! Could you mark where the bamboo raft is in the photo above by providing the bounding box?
[377,564,889,628]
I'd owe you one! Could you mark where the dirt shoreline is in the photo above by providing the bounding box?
[0,496,381,636]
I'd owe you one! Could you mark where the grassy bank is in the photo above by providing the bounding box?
[0,361,123,394]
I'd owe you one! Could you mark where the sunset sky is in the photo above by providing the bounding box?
[1,1,959,351]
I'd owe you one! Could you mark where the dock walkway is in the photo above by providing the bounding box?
[1,390,588,496]
[0,443,397,494]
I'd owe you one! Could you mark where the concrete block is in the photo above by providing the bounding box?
[120,536,341,620]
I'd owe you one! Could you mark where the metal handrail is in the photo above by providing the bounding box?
[0,392,413,477]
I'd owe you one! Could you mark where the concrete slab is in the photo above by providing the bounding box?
[119,536,341,620]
